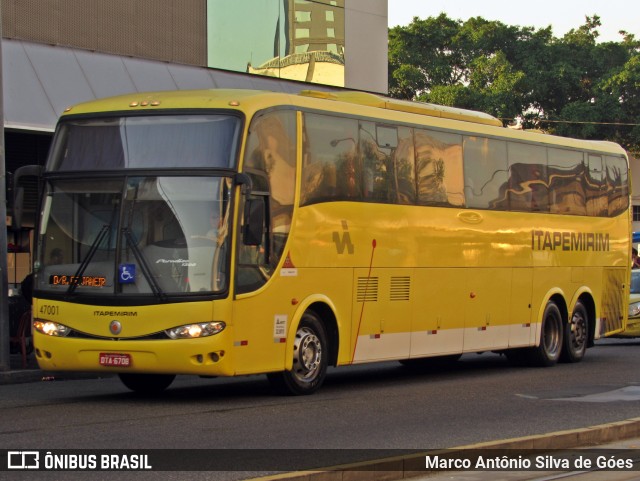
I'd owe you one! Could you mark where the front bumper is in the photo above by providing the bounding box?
[34,331,235,376]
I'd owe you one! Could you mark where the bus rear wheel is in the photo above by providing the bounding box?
[523,300,564,367]
[505,301,564,367]
[560,300,588,363]
[268,311,328,395]
[118,373,175,394]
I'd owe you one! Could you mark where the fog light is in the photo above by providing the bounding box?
[165,321,226,339]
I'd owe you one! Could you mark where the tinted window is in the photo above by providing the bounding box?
[359,123,415,204]
[606,155,629,217]
[548,148,586,215]
[50,115,241,171]
[301,113,360,205]
[240,110,297,293]
[506,143,548,213]
[586,155,607,216]
[463,136,508,210]
[415,129,464,207]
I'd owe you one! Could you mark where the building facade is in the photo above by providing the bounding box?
[0,0,389,284]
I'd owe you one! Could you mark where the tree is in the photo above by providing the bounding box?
[388,14,640,155]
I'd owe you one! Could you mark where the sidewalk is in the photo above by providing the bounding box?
[0,352,99,384]
[251,419,640,481]
[5,354,640,481]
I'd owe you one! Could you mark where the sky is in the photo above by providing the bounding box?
[387,0,640,43]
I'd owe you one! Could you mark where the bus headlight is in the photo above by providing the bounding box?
[629,302,640,318]
[165,321,226,339]
[34,320,71,337]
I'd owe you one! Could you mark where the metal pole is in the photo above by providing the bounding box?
[0,3,11,371]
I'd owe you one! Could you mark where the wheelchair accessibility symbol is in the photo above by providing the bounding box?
[118,264,136,284]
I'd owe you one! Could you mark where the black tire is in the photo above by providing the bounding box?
[523,300,564,367]
[268,311,328,395]
[118,373,175,394]
[560,300,588,363]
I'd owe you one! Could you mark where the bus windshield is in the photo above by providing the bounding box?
[49,114,241,171]
[36,176,233,298]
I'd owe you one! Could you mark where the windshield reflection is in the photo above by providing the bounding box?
[36,176,232,298]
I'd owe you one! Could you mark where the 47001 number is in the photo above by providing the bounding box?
[39,305,59,316]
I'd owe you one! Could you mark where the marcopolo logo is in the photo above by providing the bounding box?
[8,451,40,469]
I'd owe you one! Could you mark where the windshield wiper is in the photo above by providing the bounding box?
[66,224,110,297]
[122,227,167,302]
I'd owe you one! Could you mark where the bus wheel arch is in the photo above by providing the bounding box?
[268,302,338,395]
[268,308,331,395]
[305,302,339,367]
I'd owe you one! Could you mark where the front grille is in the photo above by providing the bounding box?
[66,330,168,341]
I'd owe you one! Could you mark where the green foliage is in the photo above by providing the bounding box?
[388,14,640,155]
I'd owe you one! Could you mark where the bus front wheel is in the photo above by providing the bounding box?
[560,300,588,363]
[118,373,175,394]
[268,311,328,395]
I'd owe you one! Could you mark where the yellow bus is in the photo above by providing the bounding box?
[17,89,630,395]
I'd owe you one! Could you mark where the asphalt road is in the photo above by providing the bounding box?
[2,338,640,480]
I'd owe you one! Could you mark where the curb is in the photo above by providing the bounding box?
[0,369,109,385]
[249,418,640,481]
[0,369,45,385]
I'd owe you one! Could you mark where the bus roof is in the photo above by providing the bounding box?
[60,88,627,157]
[297,90,504,127]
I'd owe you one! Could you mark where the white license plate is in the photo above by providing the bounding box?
[99,353,132,367]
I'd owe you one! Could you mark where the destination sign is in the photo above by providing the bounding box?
[49,275,107,287]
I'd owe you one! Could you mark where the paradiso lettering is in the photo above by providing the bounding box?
[531,230,610,252]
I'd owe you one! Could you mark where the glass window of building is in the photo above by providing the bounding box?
[296,28,310,39]
[296,11,311,22]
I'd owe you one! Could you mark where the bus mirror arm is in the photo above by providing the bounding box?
[12,165,43,230]
[234,173,253,195]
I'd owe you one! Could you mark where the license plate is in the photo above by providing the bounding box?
[99,353,132,367]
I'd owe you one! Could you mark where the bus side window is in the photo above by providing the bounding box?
[415,129,464,207]
[463,136,508,210]
[301,113,360,204]
[606,155,629,217]
[586,155,607,216]
[506,143,549,213]
[548,148,586,215]
[359,121,393,202]
[239,110,296,294]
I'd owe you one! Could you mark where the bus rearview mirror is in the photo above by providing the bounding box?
[243,198,265,246]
